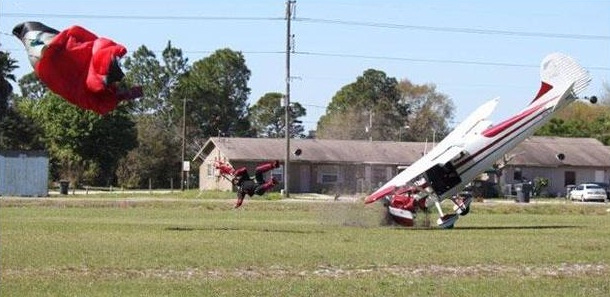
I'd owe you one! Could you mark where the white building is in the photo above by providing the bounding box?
[0,150,49,197]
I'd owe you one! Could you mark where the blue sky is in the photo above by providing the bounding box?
[1,0,609,133]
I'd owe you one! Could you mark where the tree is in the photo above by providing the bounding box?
[314,108,366,140]
[17,93,136,186]
[174,48,253,139]
[601,83,610,107]
[1,51,18,118]
[0,103,44,151]
[0,52,43,150]
[123,42,189,122]
[249,92,306,138]
[535,99,610,145]
[396,79,454,142]
[18,72,48,100]
[533,177,550,197]
[121,43,189,188]
[317,69,409,140]
[116,115,180,188]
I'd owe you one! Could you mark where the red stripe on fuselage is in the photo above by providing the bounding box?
[481,104,544,137]
[481,95,556,138]
[482,82,554,140]
[455,104,552,170]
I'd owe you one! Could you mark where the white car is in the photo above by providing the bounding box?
[569,184,607,202]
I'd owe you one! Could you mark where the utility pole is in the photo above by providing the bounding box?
[181,97,186,191]
[284,0,295,198]
[368,111,373,141]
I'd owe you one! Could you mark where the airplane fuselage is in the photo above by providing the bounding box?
[428,92,571,201]
[366,53,592,228]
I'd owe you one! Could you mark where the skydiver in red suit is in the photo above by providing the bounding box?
[12,21,142,115]
[215,160,280,208]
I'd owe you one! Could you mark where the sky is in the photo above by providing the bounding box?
[1,0,609,134]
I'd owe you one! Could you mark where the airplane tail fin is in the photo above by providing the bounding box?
[531,53,590,104]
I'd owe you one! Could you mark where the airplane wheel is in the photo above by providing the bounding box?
[459,206,470,216]
[438,214,458,229]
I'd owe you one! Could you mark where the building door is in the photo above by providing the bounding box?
[564,171,575,186]
[300,165,310,193]
[595,170,604,182]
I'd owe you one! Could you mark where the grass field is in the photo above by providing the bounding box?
[1,192,610,296]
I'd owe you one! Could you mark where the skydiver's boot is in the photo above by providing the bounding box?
[116,85,144,101]
[235,197,244,208]
[234,191,246,208]
[255,160,280,174]
[233,167,247,177]
[254,177,278,195]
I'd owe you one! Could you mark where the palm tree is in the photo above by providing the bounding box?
[1,51,19,115]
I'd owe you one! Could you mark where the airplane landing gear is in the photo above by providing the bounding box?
[437,214,459,229]
[452,196,473,216]
[433,200,459,229]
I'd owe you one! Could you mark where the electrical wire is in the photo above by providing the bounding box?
[2,12,608,41]
[295,18,610,41]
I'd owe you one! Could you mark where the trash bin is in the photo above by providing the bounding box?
[516,183,531,203]
[523,183,531,202]
[59,180,69,195]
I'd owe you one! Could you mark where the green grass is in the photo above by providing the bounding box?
[2,196,610,296]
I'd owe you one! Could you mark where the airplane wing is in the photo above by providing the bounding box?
[365,145,466,204]
[365,98,498,204]
[436,98,498,149]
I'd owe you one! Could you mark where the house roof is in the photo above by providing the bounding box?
[0,150,48,158]
[506,136,610,167]
[194,136,610,167]
[196,137,430,165]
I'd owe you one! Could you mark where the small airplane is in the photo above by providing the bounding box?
[365,53,595,228]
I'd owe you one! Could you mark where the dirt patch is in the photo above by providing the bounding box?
[4,263,607,280]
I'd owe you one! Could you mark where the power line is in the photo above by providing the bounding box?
[2,12,609,41]
[296,17,610,41]
[300,103,327,109]
[2,46,608,72]
[0,12,283,22]
[293,51,610,71]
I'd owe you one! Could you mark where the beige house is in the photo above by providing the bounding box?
[193,136,610,197]
[500,136,610,197]
[194,137,429,194]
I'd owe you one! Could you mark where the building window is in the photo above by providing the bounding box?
[207,163,214,178]
[321,174,338,183]
[372,167,386,181]
[513,168,522,181]
[318,165,341,184]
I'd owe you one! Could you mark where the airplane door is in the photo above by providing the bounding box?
[300,165,311,192]
[425,162,462,195]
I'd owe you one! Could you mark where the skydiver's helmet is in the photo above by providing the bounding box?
[12,22,59,67]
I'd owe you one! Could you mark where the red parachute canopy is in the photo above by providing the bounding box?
[13,22,141,115]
